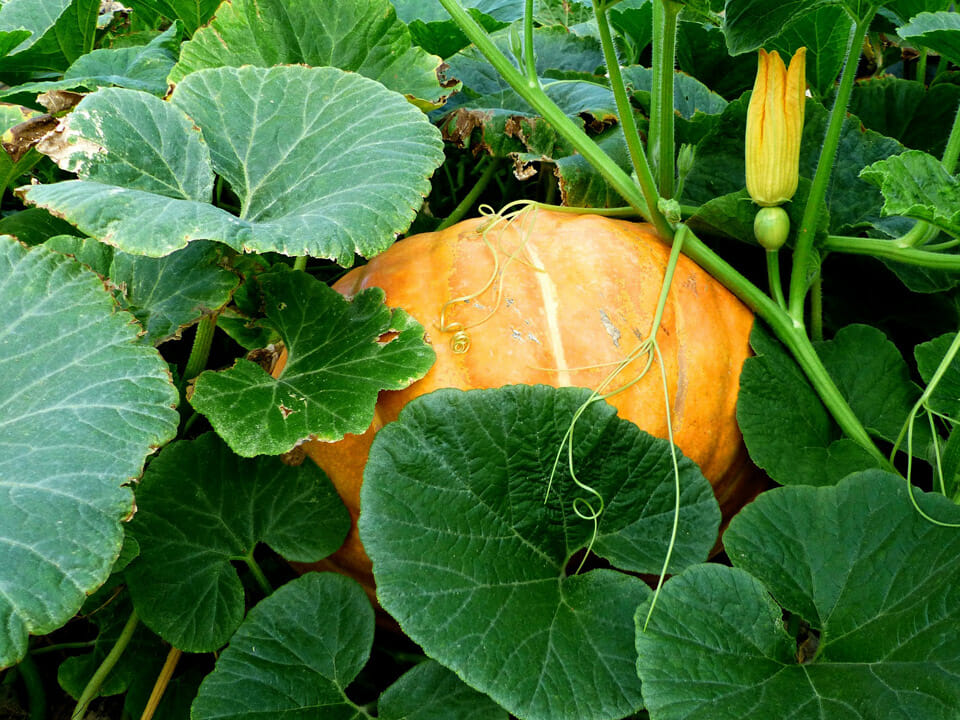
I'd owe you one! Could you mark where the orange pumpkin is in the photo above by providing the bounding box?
[278,208,763,598]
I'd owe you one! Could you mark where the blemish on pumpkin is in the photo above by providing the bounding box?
[511,328,523,341]
[598,309,621,348]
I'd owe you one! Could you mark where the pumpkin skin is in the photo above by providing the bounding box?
[282,209,763,596]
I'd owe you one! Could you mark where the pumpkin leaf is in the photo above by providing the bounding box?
[189,269,435,457]
[849,77,960,157]
[192,573,506,720]
[915,332,960,420]
[124,0,219,35]
[768,5,849,100]
[0,23,179,98]
[636,472,960,719]
[0,103,44,196]
[361,385,721,720]
[737,324,895,486]
[722,0,831,55]
[21,66,444,263]
[124,433,350,652]
[677,20,756,100]
[899,11,960,66]
[0,0,99,80]
[860,149,960,236]
[168,0,456,110]
[45,236,239,345]
[0,237,178,669]
[391,0,518,58]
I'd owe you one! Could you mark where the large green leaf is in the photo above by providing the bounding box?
[860,150,960,236]
[887,0,953,24]
[46,236,240,345]
[391,0,518,58]
[21,66,445,263]
[0,0,99,79]
[735,324,924,485]
[849,76,960,158]
[168,0,456,110]
[191,573,506,720]
[0,23,179,98]
[125,0,219,35]
[361,385,721,720]
[0,237,178,669]
[768,5,849,99]
[190,269,435,457]
[636,472,960,718]
[722,0,832,55]
[124,433,350,652]
[899,11,960,65]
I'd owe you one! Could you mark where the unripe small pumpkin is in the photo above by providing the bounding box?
[278,209,763,596]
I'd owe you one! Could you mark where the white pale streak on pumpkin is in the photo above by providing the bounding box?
[524,242,572,387]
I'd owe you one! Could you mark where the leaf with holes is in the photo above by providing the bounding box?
[189,269,435,457]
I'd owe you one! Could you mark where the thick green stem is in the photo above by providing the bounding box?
[789,10,875,324]
[649,0,682,198]
[766,250,787,311]
[17,654,46,720]
[437,0,672,237]
[681,231,892,470]
[810,272,823,342]
[917,48,928,84]
[437,158,501,230]
[824,235,960,269]
[592,0,660,206]
[182,314,217,386]
[292,256,308,272]
[523,0,537,84]
[941,102,960,173]
[244,554,273,596]
[73,611,139,720]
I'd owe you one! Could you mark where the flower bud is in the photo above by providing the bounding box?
[745,48,806,207]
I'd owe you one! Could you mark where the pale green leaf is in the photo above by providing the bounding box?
[899,11,960,65]
[0,237,178,669]
[168,0,455,109]
[22,66,445,263]
[0,0,99,78]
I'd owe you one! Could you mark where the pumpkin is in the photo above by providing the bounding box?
[277,208,763,598]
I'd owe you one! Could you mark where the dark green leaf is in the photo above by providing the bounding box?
[736,324,882,486]
[768,5,849,99]
[0,237,178,668]
[22,66,445,263]
[392,0,518,58]
[899,11,960,65]
[191,573,372,720]
[622,66,728,119]
[552,126,638,208]
[860,149,960,235]
[125,433,350,652]
[722,0,831,55]
[915,332,960,419]
[125,0,219,35]
[379,661,508,720]
[362,385,721,720]
[0,0,99,79]
[0,23,179,98]
[0,209,80,247]
[849,76,960,157]
[190,269,435,457]
[677,20,756,99]
[610,0,654,61]
[169,0,456,110]
[638,472,960,719]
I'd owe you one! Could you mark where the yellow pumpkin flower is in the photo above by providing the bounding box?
[745,47,807,207]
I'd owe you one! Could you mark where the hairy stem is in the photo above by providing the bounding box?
[766,250,787,311]
[824,235,960,269]
[182,313,217,387]
[649,0,682,197]
[523,0,537,84]
[789,10,875,324]
[17,654,46,720]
